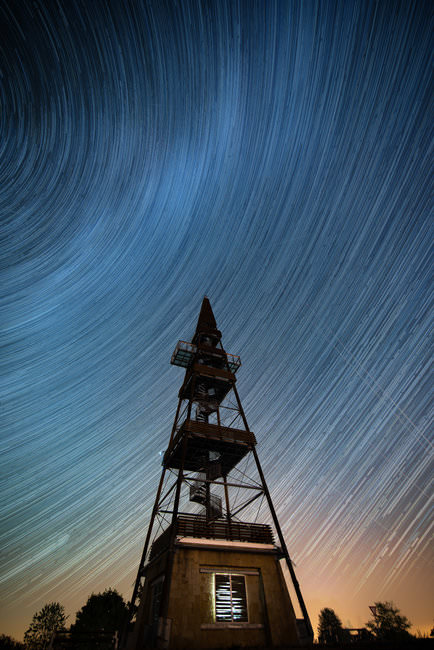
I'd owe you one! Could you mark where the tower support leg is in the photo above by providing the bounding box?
[156,432,190,648]
[232,384,313,641]
[121,465,168,647]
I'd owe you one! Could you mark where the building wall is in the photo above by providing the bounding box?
[132,544,300,649]
[126,552,167,650]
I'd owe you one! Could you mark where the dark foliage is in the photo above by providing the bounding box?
[366,600,412,642]
[23,603,66,650]
[317,607,344,644]
[0,635,25,650]
[70,588,128,650]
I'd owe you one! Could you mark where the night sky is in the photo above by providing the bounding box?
[1,0,432,641]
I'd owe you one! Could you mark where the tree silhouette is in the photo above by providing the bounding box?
[23,603,66,649]
[317,607,344,644]
[70,588,128,649]
[366,601,411,641]
[0,635,25,650]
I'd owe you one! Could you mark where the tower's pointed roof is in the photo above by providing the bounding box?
[196,296,217,331]
[193,297,222,343]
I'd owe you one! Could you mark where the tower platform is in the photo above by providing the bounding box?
[149,515,275,560]
[163,419,256,475]
[178,364,236,403]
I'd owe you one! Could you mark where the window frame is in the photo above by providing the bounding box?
[214,572,248,623]
[150,576,164,625]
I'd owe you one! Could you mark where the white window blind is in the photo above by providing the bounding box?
[215,574,248,622]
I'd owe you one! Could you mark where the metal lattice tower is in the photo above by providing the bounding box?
[123,298,312,648]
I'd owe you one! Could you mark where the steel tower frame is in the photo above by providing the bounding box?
[123,298,312,646]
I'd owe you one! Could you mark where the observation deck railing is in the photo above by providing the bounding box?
[171,340,241,373]
[149,514,274,560]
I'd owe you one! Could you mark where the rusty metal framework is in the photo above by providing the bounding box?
[122,297,312,645]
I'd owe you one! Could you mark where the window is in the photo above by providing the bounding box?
[215,574,248,622]
[150,578,163,624]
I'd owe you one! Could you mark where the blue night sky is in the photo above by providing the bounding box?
[1,0,432,640]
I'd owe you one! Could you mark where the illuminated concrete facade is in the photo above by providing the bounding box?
[128,538,301,649]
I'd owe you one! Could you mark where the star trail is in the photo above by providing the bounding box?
[1,0,432,640]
